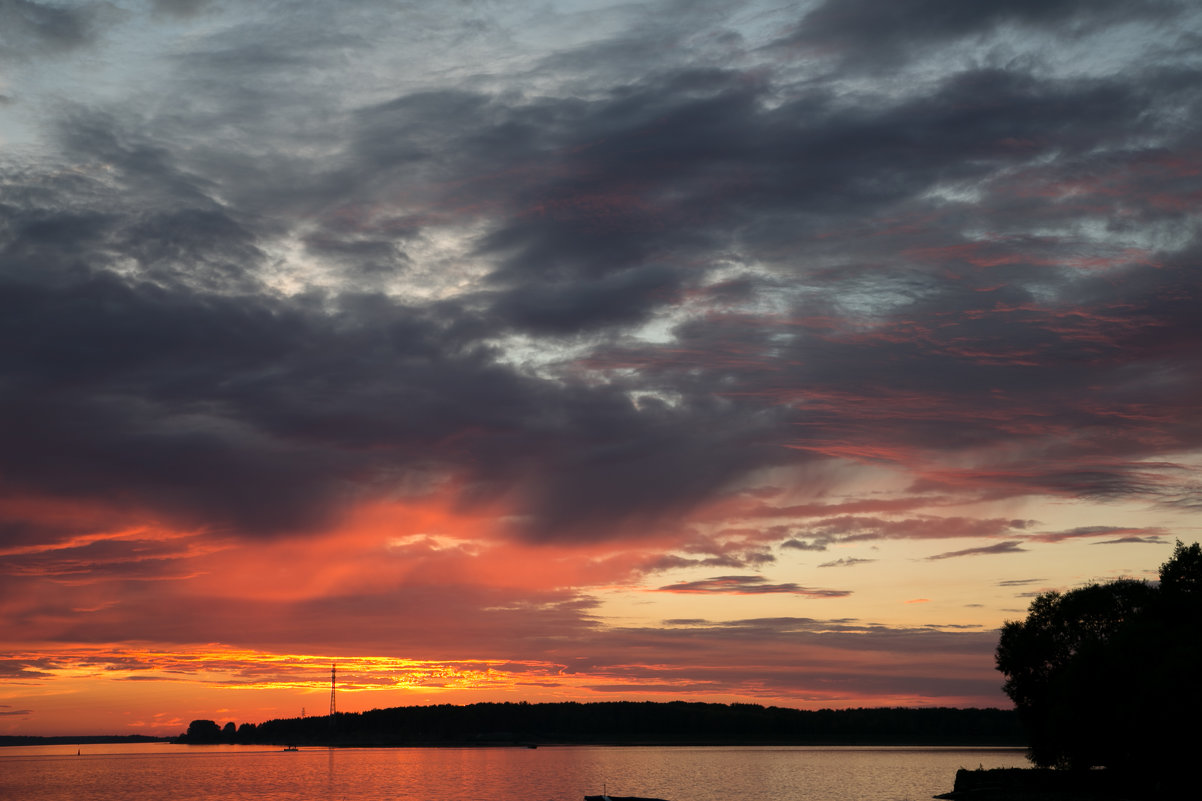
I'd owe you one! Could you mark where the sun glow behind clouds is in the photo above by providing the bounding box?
[0,623,1008,736]
[2,646,541,693]
[1,645,590,734]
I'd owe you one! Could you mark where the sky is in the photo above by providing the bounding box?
[1,0,1200,737]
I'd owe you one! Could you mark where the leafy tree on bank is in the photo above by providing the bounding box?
[996,541,1202,777]
[179,719,243,743]
[182,719,222,743]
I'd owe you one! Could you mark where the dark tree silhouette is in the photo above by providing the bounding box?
[1160,540,1202,599]
[996,541,1202,782]
[182,719,222,743]
[206,702,1022,748]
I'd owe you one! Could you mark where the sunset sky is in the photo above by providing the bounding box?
[2,0,1201,737]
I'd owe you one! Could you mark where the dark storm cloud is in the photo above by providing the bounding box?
[5,113,763,541]
[332,60,1176,337]
[456,63,1172,321]
[1,0,1200,555]
[490,264,684,334]
[50,108,231,213]
[784,0,1185,67]
[0,208,791,542]
[150,0,211,18]
[0,276,352,535]
[0,0,104,59]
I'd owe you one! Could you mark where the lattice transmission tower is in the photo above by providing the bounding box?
[329,663,337,717]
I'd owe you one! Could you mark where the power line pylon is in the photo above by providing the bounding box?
[329,663,337,717]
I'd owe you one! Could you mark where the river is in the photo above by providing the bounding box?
[0,742,1029,801]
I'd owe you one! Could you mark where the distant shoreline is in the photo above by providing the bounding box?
[0,735,171,747]
[4,736,1026,749]
[174,702,1027,749]
[8,703,1030,749]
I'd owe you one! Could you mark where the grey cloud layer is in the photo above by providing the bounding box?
[2,0,1200,552]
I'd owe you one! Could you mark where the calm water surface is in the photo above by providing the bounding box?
[0,743,1028,801]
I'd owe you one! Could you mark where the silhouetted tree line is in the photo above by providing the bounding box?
[0,734,167,747]
[177,702,1023,746]
[996,540,1201,784]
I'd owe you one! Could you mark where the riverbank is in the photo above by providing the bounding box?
[936,767,1177,801]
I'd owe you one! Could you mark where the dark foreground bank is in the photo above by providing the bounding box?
[936,767,1185,801]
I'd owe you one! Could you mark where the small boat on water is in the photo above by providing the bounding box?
[282,745,299,751]
[585,781,670,801]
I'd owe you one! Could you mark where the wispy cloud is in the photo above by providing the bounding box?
[781,539,828,551]
[1029,525,1167,543]
[927,541,1028,560]
[818,557,877,568]
[655,576,851,598]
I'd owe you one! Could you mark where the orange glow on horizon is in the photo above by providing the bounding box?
[0,640,1007,736]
